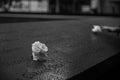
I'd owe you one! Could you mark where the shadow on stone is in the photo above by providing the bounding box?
[67,52,120,80]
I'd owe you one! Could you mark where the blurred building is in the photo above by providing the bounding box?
[0,0,49,12]
[102,0,120,15]
[0,0,120,15]
[49,0,120,15]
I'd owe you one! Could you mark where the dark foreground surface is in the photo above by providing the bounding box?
[0,14,120,80]
[68,52,120,80]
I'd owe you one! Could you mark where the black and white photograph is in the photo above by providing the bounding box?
[0,0,120,80]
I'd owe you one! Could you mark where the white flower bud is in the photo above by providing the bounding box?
[32,41,48,61]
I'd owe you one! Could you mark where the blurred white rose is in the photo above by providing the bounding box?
[92,25,102,32]
[32,41,48,53]
[32,41,48,61]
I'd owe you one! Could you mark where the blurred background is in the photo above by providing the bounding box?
[0,0,120,15]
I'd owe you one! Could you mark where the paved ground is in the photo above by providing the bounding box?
[0,14,120,80]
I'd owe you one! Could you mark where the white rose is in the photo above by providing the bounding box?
[32,41,48,53]
[92,25,102,32]
[32,41,48,61]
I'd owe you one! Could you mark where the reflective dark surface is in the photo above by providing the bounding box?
[0,14,120,80]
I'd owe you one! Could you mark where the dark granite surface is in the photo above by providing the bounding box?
[0,14,120,80]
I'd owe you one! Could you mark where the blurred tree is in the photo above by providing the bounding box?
[0,0,10,12]
[55,0,59,13]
